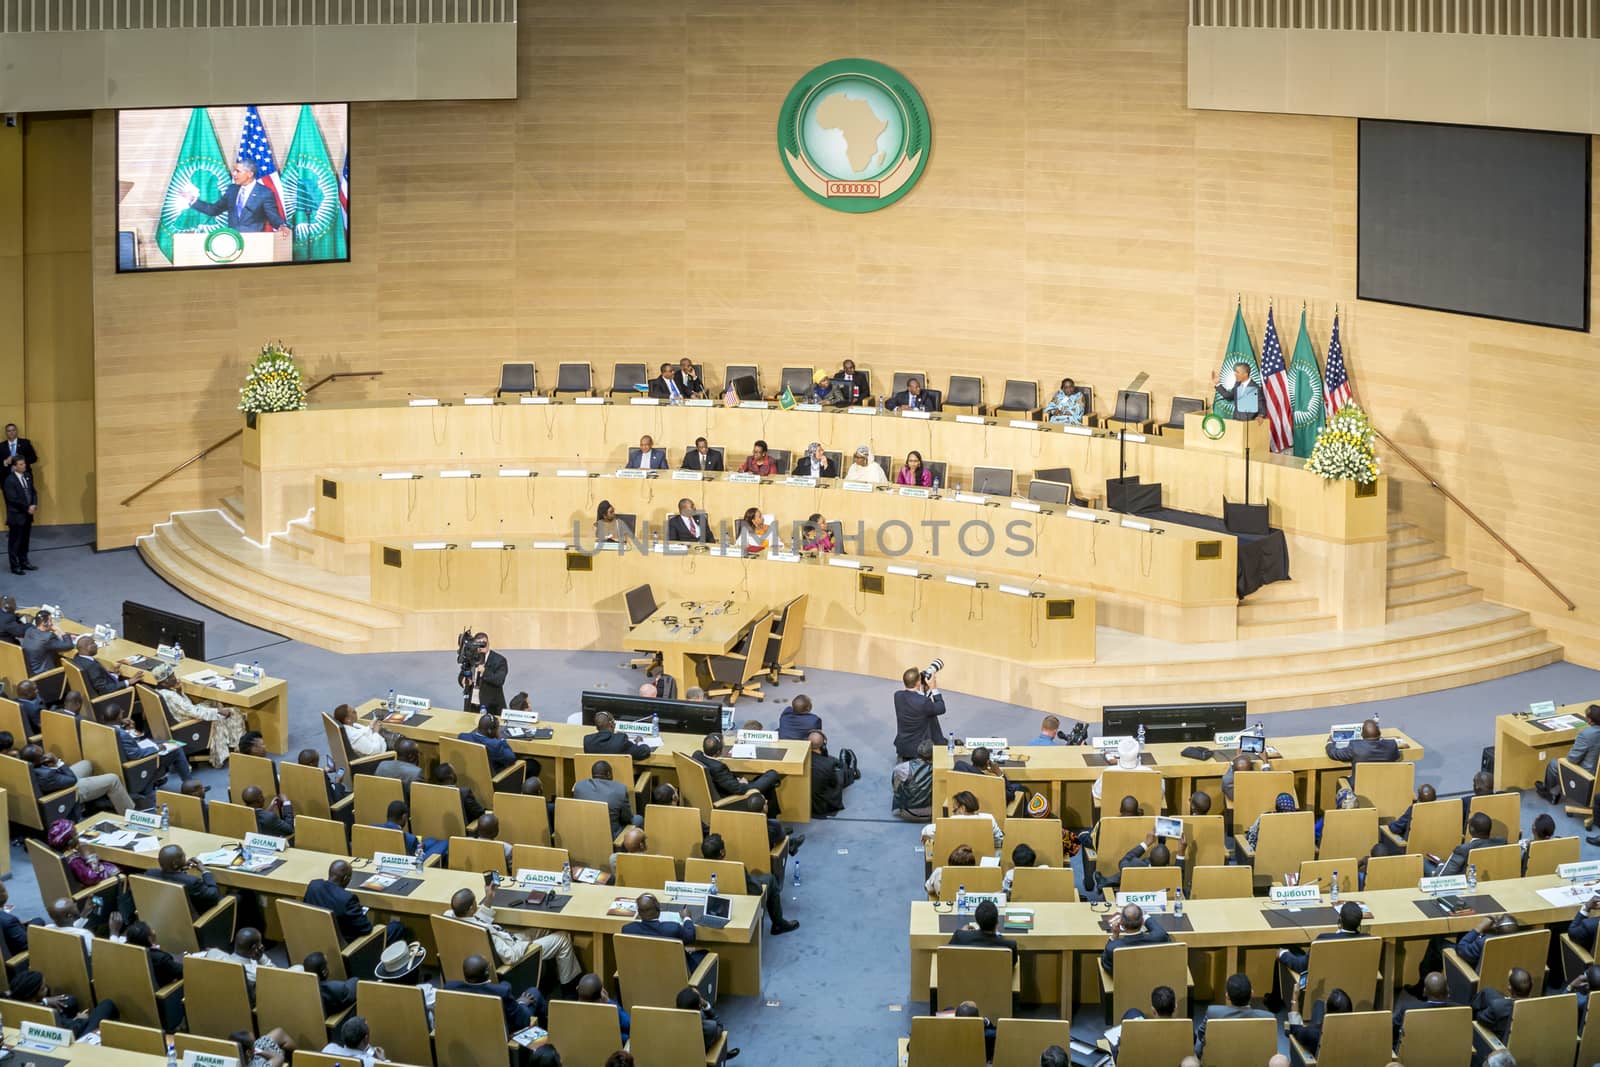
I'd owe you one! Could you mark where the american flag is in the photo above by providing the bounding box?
[339,147,349,230]
[1260,305,1294,453]
[1325,310,1353,414]
[236,106,286,228]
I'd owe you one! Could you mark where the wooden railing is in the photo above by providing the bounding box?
[118,370,382,507]
[1373,425,1575,611]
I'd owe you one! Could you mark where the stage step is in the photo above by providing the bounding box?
[1236,611,1336,639]
[1386,585,1483,620]
[1387,568,1470,601]
[1387,551,1451,581]
[267,520,320,561]
[219,495,244,523]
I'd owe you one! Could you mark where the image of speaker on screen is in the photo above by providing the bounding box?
[116,103,349,272]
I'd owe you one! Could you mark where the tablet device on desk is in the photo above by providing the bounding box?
[1329,723,1361,744]
[697,894,732,928]
[1238,733,1266,756]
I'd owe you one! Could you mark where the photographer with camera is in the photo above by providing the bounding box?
[893,660,947,762]
[458,630,508,715]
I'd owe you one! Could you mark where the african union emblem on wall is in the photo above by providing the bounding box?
[778,58,931,213]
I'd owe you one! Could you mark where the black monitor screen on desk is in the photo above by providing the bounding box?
[1102,700,1246,744]
[121,600,206,661]
[580,690,723,735]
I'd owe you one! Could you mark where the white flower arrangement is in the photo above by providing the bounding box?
[238,343,308,415]
[1305,403,1380,484]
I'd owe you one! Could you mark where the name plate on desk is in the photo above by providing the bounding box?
[1009,419,1041,430]
[244,832,287,854]
[407,397,440,407]
[783,476,818,488]
[1269,885,1321,905]
[231,663,264,683]
[1530,700,1559,717]
[898,486,931,499]
[503,708,540,727]
[768,551,800,563]
[630,397,661,405]
[1093,735,1131,751]
[900,409,932,420]
[616,721,656,738]
[498,469,533,478]
[686,398,715,407]
[1009,499,1041,513]
[665,880,713,904]
[520,395,552,405]
[965,736,1009,753]
[952,492,987,505]
[614,469,649,479]
[955,414,987,425]
[727,472,762,484]
[1119,518,1153,532]
[1117,431,1148,443]
[375,852,419,875]
[738,729,778,744]
[94,623,117,643]
[841,481,874,493]
[1116,890,1167,911]
[738,400,770,409]
[515,868,563,890]
[470,540,506,550]
[1059,424,1094,436]
[182,1053,238,1067]
[1419,875,1469,895]
[156,644,181,663]
[1066,508,1098,522]
[124,809,163,832]
[464,396,494,406]
[556,469,589,478]
[796,402,824,412]
[395,694,431,712]
[440,469,474,479]
[575,397,606,405]
[672,470,704,481]
[962,891,1006,911]
[20,1021,72,1048]
[1559,860,1600,882]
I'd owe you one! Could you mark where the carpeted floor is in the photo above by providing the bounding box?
[10,523,1600,1064]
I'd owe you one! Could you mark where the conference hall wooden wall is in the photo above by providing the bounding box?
[89,0,1600,663]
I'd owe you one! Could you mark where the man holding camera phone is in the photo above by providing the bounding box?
[893,662,948,761]
[459,630,508,714]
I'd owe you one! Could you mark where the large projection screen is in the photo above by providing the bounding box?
[1357,119,1589,331]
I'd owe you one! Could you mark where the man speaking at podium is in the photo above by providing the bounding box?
[184,159,288,233]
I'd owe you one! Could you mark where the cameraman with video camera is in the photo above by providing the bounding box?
[458,630,508,715]
[893,660,947,762]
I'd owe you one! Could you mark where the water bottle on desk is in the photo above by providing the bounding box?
[251,659,260,680]
[651,711,660,738]
[414,843,425,873]
[1137,723,1146,746]
[947,735,955,757]
[709,872,719,896]
[955,884,967,914]
[931,475,940,495]
[1173,887,1184,918]
[386,689,396,713]
[173,640,184,662]
[561,861,572,889]
[159,803,170,835]
[1467,863,1477,891]
[165,1037,176,1067]
[1330,871,1340,904]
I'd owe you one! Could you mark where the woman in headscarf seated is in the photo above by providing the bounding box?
[47,818,133,926]
[1245,791,1299,850]
[843,445,887,485]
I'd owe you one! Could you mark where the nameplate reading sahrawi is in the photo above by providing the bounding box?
[183,1052,239,1067]
[1269,885,1321,905]
[244,832,287,854]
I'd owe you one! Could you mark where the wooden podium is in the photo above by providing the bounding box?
[171,229,292,267]
[1182,410,1270,456]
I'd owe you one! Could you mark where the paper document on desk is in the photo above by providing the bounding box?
[1540,714,1583,731]
[197,847,240,866]
[729,743,758,759]
[1539,884,1596,908]
[639,736,663,750]
[95,829,143,849]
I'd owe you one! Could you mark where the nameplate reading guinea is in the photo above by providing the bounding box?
[125,809,164,833]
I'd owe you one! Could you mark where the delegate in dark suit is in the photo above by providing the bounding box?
[1392,998,1458,1044]
[1194,1003,1276,1055]
[189,181,286,231]
[304,878,372,941]
[162,867,223,914]
[694,748,782,817]
[885,388,941,413]
[443,978,545,1031]
[626,447,668,470]
[458,728,516,774]
[584,728,653,762]
[674,368,706,398]
[1438,834,1507,877]
[0,908,30,955]
[0,436,37,470]
[792,453,838,479]
[3,467,37,573]
[113,724,191,789]
[1325,722,1401,765]
[572,775,639,836]
[1101,917,1170,974]
[621,914,708,970]
[893,685,947,761]
[71,653,127,697]
[0,607,26,643]
[949,926,1019,964]
[1473,988,1517,1042]
[667,513,713,543]
[21,626,72,677]
[681,448,724,472]
[1279,926,1368,974]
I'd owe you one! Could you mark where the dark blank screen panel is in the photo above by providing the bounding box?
[1358,119,1589,331]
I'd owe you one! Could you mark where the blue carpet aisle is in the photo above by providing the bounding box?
[9,524,1600,1064]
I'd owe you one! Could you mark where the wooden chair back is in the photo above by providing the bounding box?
[947,770,1009,818]
[1233,770,1296,822]
[935,945,1014,1020]
[1364,852,1422,890]
[1469,791,1521,844]
[1089,817,1156,873]
[554,795,615,869]
[1394,1003,1472,1067]
[931,817,1003,869]
[25,838,80,906]
[709,806,778,876]
[1119,865,1182,895]
[1318,807,1378,861]
[100,1020,169,1056]
[294,814,349,856]
[1189,865,1253,899]
[1099,770,1164,816]
[1298,858,1358,894]
[447,835,509,875]
[1105,941,1189,1021]
[429,913,494,984]
[1250,811,1315,881]
[511,844,568,874]
[632,1005,726,1065]
[351,823,408,859]
[614,932,695,1011]
[255,965,330,1053]
[646,803,706,874]
[1183,814,1227,869]
[1200,1016,1276,1065]
[548,1000,625,1067]
[40,708,80,764]
[1116,1018,1194,1066]
[1351,762,1414,819]
[1578,991,1600,1067]
[182,954,253,1038]
[354,773,404,827]
[28,925,92,1008]
[155,787,206,831]
[176,1034,245,1060]
[58,657,90,703]
[671,750,721,820]
[1505,992,1578,1067]
[1305,934,1381,1011]
[411,780,468,842]
[0,641,27,685]
[683,857,747,887]
[209,799,256,840]
[279,759,335,820]
[1478,930,1551,994]
[323,712,358,779]
[572,751,639,794]
[906,1014,987,1066]
[768,593,808,674]
[935,866,1003,901]
[496,790,552,848]
[90,937,165,1029]
[1000,817,1065,869]
[358,979,437,1067]
[432,987,510,1063]
[438,737,500,810]
[1312,1010,1395,1067]
[1526,835,1580,876]
[1402,798,1466,859]
[277,899,353,980]
[0,998,57,1027]
[130,875,209,954]
[0,753,68,830]
[616,851,677,889]
[80,719,158,798]
[990,1018,1071,1067]
[0,696,29,745]
[1472,842,1524,881]
[228,751,278,802]
[1008,867,1077,903]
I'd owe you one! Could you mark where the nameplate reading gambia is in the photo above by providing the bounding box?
[374,852,418,875]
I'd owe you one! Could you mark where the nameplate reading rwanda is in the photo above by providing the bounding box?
[20,1021,72,1047]
[1269,885,1320,905]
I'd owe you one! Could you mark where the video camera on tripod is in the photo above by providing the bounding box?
[457,628,486,691]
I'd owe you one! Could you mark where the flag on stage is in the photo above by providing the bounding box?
[280,105,348,262]
[1325,310,1353,415]
[1288,308,1325,459]
[154,108,231,264]
[1259,305,1294,453]
[1212,300,1260,419]
[339,147,349,231]
[236,106,286,227]
[778,384,797,410]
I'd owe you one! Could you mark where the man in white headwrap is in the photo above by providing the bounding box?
[843,444,887,485]
[1091,736,1157,803]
